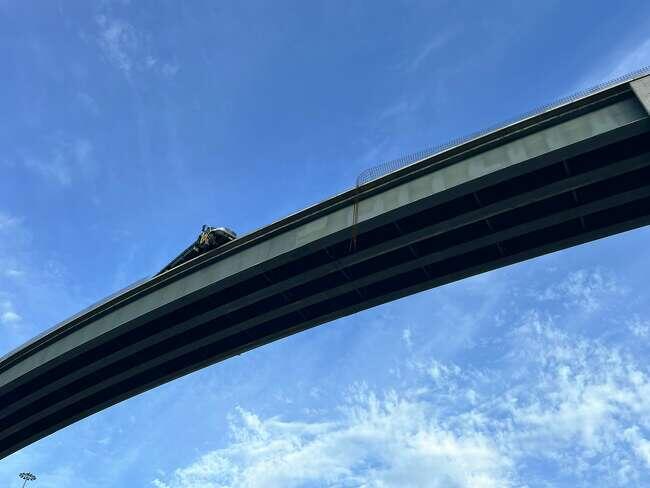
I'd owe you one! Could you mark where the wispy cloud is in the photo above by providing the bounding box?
[608,37,650,80]
[17,136,96,187]
[145,55,180,78]
[624,427,650,467]
[0,211,77,355]
[0,299,21,325]
[401,327,412,348]
[153,305,650,487]
[535,268,624,313]
[0,212,21,231]
[95,13,180,79]
[153,393,513,488]
[96,14,140,77]
[572,31,650,92]
[0,213,24,327]
[406,32,455,72]
[3,269,24,278]
[629,316,650,339]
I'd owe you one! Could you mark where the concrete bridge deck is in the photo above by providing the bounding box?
[2,73,650,459]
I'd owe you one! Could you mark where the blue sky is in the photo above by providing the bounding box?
[2,1,650,486]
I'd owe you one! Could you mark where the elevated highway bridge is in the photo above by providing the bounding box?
[2,72,650,459]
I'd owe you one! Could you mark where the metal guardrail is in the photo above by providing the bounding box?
[356,66,650,187]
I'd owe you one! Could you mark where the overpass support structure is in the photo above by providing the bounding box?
[2,73,650,458]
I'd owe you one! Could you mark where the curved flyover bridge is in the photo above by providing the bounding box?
[3,73,650,459]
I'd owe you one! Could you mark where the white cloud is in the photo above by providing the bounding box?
[153,394,514,488]
[406,32,455,72]
[377,99,423,123]
[96,14,140,77]
[629,316,650,339]
[0,212,20,231]
[161,62,180,78]
[402,327,412,348]
[24,156,70,186]
[536,268,623,312]
[4,268,24,278]
[608,38,650,80]
[572,31,650,93]
[155,307,650,487]
[95,13,180,79]
[20,136,96,187]
[1,310,20,324]
[624,427,650,467]
[425,359,461,389]
[0,299,21,325]
[496,312,650,479]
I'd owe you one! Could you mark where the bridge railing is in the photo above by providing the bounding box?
[356,65,650,188]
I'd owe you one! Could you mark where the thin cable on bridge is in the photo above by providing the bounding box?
[349,185,360,252]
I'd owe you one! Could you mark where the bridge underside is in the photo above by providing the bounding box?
[2,79,650,459]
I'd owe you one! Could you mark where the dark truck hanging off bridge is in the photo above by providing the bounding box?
[158,226,237,275]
